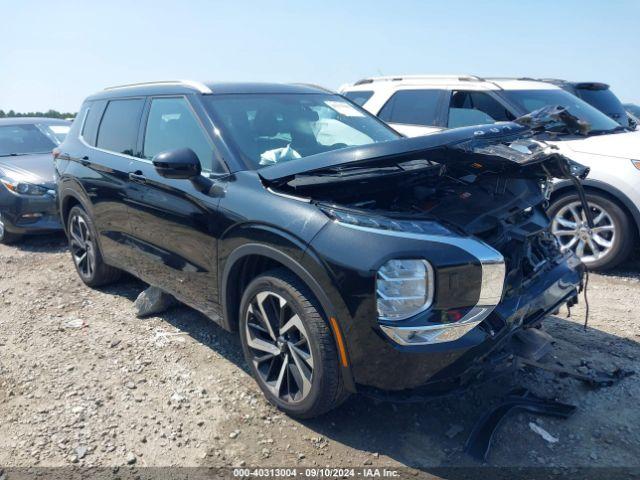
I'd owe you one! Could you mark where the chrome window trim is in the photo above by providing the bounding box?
[266,187,311,203]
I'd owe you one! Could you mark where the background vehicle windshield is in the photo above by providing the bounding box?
[501,89,620,133]
[575,87,628,124]
[0,123,66,156]
[204,94,399,169]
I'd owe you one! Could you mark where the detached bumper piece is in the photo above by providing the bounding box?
[464,388,576,463]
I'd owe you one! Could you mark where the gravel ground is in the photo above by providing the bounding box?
[1,234,639,476]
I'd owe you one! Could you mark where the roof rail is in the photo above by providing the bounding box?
[104,80,212,94]
[353,75,485,86]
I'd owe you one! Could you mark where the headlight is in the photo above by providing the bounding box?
[632,160,640,171]
[321,206,452,236]
[0,178,50,196]
[376,259,434,320]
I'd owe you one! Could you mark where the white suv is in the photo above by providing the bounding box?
[340,75,640,270]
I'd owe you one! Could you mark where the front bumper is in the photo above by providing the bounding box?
[349,253,583,391]
[0,187,61,234]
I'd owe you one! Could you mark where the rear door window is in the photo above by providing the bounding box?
[143,97,221,172]
[343,91,374,107]
[377,90,444,126]
[447,91,514,128]
[96,98,145,155]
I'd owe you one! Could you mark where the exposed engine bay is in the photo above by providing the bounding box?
[262,116,591,299]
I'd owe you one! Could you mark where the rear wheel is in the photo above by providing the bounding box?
[549,192,634,270]
[67,206,122,287]
[239,269,348,418]
[0,213,22,245]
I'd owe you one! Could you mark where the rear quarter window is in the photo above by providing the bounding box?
[96,98,145,155]
[377,90,444,126]
[81,100,107,146]
[343,90,374,107]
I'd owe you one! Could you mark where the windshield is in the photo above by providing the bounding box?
[576,88,628,124]
[500,89,620,134]
[0,123,67,156]
[204,94,399,169]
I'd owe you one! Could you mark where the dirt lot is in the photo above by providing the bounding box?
[1,234,639,477]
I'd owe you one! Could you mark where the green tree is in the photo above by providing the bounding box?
[0,109,76,119]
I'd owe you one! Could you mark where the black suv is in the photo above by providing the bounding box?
[55,81,585,417]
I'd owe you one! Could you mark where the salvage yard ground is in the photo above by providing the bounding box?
[0,235,639,476]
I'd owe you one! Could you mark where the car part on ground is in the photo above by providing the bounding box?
[56,81,586,417]
[518,357,634,389]
[464,388,577,463]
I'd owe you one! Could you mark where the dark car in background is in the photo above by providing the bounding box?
[542,79,635,128]
[55,81,585,418]
[624,103,640,124]
[0,118,71,244]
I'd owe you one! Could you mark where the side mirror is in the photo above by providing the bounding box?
[152,148,201,180]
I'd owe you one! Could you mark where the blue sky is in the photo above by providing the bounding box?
[1,0,639,112]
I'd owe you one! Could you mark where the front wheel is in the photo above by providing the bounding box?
[239,269,348,418]
[67,206,122,287]
[0,213,22,245]
[549,192,634,270]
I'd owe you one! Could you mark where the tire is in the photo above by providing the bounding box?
[548,192,634,270]
[239,268,349,418]
[0,213,22,245]
[67,206,122,287]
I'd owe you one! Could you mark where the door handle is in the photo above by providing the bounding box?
[128,171,147,184]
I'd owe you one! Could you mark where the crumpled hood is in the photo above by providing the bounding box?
[556,130,640,159]
[260,121,588,188]
[0,154,56,187]
[260,122,572,183]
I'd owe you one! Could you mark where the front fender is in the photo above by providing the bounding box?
[218,224,357,391]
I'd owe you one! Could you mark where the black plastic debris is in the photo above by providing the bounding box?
[519,357,634,389]
[464,388,576,463]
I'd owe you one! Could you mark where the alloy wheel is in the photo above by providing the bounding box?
[0,214,5,239]
[69,214,96,278]
[245,291,314,404]
[551,200,615,265]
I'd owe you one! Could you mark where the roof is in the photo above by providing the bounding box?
[86,80,331,101]
[342,75,560,91]
[0,117,71,126]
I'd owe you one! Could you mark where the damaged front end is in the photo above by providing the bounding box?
[261,119,589,391]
